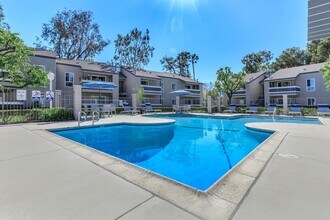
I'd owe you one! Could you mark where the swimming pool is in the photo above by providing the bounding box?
[52,115,321,191]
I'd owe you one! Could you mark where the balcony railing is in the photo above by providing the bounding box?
[141,85,162,93]
[269,86,301,95]
[185,89,201,95]
[233,90,246,97]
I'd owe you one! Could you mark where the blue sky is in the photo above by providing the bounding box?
[2,0,308,83]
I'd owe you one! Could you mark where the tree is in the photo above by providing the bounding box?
[0,29,48,89]
[214,67,245,105]
[241,50,273,73]
[132,87,144,107]
[176,51,191,77]
[306,38,330,64]
[205,82,219,100]
[0,3,9,30]
[114,28,154,69]
[38,9,109,60]
[270,47,307,72]
[160,56,178,74]
[191,54,199,80]
[320,59,330,90]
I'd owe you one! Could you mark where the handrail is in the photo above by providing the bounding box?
[272,107,277,122]
[78,111,87,127]
[92,111,100,125]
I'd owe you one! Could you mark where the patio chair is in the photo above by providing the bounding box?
[102,104,116,117]
[172,105,181,113]
[246,104,258,114]
[145,103,162,113]
[265,104,277,114]
[120,104,139,115]
[289,104,302,116]
[181,105,191,113]
[317,104,330,117]
[224,104,236,113]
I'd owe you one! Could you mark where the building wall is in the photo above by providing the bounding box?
[295,72,330,105]
[120,69,141,104]
[55,63,82,92]
[159,77,184,106]
[308,0,330,41]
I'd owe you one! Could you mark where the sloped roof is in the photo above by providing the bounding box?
[56,59,115,73]
[33,50,57,58]
[244,71,266,83]
[124,68,202,83]
[265,63,326,81]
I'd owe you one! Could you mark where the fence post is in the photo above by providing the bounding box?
[73,85,82,120]
[283,94,288,115]
[207,96,212,114]
[54,90,62,108]
[1,88,4,124]
[132,93,137,111]
[217,96,221,113]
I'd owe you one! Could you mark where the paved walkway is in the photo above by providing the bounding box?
[1,115,330,219]
[0,123,197,220]
[233,120,330,220]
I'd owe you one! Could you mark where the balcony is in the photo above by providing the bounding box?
[141,85,162,94]
[185,89,201,96]
[233,90,246,97]
[269,86,301,96]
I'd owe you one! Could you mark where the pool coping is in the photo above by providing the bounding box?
[32,114,292,219]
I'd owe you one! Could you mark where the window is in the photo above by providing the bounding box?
[171,84,176,91]
[109,75,113,82]
[141,80,149,85]
[172,99,176,105]
[277,81,291,87]
[307,97,316,106]
[65,72,74,87]
[270,82,275,87]
[91,75,106,82]
[306,78,315,91]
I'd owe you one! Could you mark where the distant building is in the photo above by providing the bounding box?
[308,0,330,41]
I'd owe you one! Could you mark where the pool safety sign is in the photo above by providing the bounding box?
[16,90,27,101]
[32,90,41,101]
[46,91,54,101]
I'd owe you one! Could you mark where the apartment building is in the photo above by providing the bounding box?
[230,72,267,106]
[1,50,203,108]
[308,0,330,41]
[0,50,57,107]
[121,68,203,106]
[264,63,330,106]
[55,59,120,107]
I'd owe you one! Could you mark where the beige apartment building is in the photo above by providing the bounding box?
[264,63,330,106]
[1,50,204,108]
[121,68,203,106]
[230,71,267,106]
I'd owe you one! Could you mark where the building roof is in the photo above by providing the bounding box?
[56,59,115,73]
[244,71,266,83]
[33,50,57,59]
[124,68,202,84]
[265,63,326,81]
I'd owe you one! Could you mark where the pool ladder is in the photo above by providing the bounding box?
[78,111,100,127]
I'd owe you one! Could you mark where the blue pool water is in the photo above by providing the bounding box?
[53,115,321,190]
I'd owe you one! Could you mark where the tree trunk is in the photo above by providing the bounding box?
[228,94,232,105]
[192,62,195,80]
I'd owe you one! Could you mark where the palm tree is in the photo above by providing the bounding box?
[191,54,199,80]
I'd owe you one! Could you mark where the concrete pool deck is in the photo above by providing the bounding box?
[0,114,330,219]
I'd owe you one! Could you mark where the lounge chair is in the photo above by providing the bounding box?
[145,103,162,113]
[289,104,302,116]
[317,104,330,117]
[120,104,139,115]
[181,105,191,113]
[224,104,236,113]
[265,104,277,114]
[172,105,181,113]
[246,104,258,114]
[102,104,116,117]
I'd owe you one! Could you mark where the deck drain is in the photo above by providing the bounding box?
[278,153,300,159]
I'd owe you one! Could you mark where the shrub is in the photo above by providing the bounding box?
[257,107,267,114]
[301,107,317,116]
